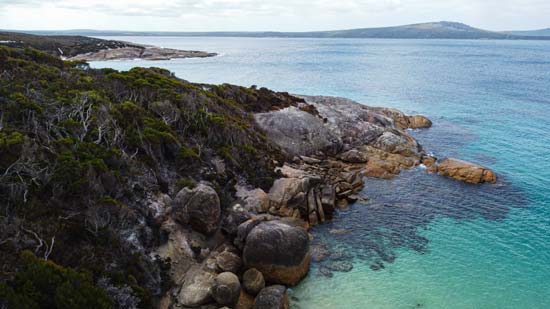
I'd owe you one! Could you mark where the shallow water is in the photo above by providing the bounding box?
[91,37,550,308]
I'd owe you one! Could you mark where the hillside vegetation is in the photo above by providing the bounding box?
[0,32,141,57]
[0,45,302,308]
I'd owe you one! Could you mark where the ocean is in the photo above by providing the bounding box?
[90,37,550,309]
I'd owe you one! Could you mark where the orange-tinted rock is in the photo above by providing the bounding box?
[408,115,432,128]
[236,290,255,309]
[437,158,497,184]
[421,155,438,173]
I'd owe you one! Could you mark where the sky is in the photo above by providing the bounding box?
[0,0,549,32]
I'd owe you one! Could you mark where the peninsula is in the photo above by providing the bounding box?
[0,31,216,61]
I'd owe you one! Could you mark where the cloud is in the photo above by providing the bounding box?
[0,0,405,17]
[0,0,548,31]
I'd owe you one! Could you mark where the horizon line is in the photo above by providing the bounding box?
[2,21,549,34]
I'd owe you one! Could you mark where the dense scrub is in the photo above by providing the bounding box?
[0,46,301,307]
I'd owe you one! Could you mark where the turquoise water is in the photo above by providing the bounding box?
[91,37,550,308]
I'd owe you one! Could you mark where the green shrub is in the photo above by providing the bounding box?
[0,251,113,309]
[178,145,200,160]
[0,131,25,169]
[176,177,197,191]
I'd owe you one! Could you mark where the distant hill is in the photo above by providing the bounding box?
[504,28,550,37]
[7,21,550,40]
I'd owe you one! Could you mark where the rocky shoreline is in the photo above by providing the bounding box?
[0,46,499,308]
[152,95,497,308]
[67,44,217,61]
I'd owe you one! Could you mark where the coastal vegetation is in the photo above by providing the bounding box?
[0,45,296,307]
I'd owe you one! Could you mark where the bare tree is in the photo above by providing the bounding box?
[73,95,93,141]
[149,100,180,125]
[21,227,55,260]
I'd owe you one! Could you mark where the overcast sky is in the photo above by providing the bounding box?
[1,0,549,32]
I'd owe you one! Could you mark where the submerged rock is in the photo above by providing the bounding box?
[437,158,497,184]
[310,244,331,262]
[319,266,334,278]
[329,228,351,235]
[243,221,310,286]
[253,285,289,309]
[327,261,354,272]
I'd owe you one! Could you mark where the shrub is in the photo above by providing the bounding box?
[0,251,113,309]
[0,131,25,169]
[176,178,197,191]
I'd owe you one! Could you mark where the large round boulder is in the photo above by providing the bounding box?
[242,268,265,296]
[242,221,310,286]
[173,183,221,236]
[176,267,215,307]
[211,272,241,306]
[253,285,289,309]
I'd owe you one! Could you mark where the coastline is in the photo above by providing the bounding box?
[67,44,217,61]
[158,94,498,308]
[0,31,217,61]
[0,42,504,309]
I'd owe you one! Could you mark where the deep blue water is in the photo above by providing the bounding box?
[91,37,550,308]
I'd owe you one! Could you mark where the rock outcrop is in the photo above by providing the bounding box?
[254,106,341,156]
[338,149,369,163]
[436,158,497,184]
[161,96,494,308]
[254,95,426,182]
[253,285,289,309]
[68,45,216,61]
[369,106,432,129]
[242,221,310,286]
